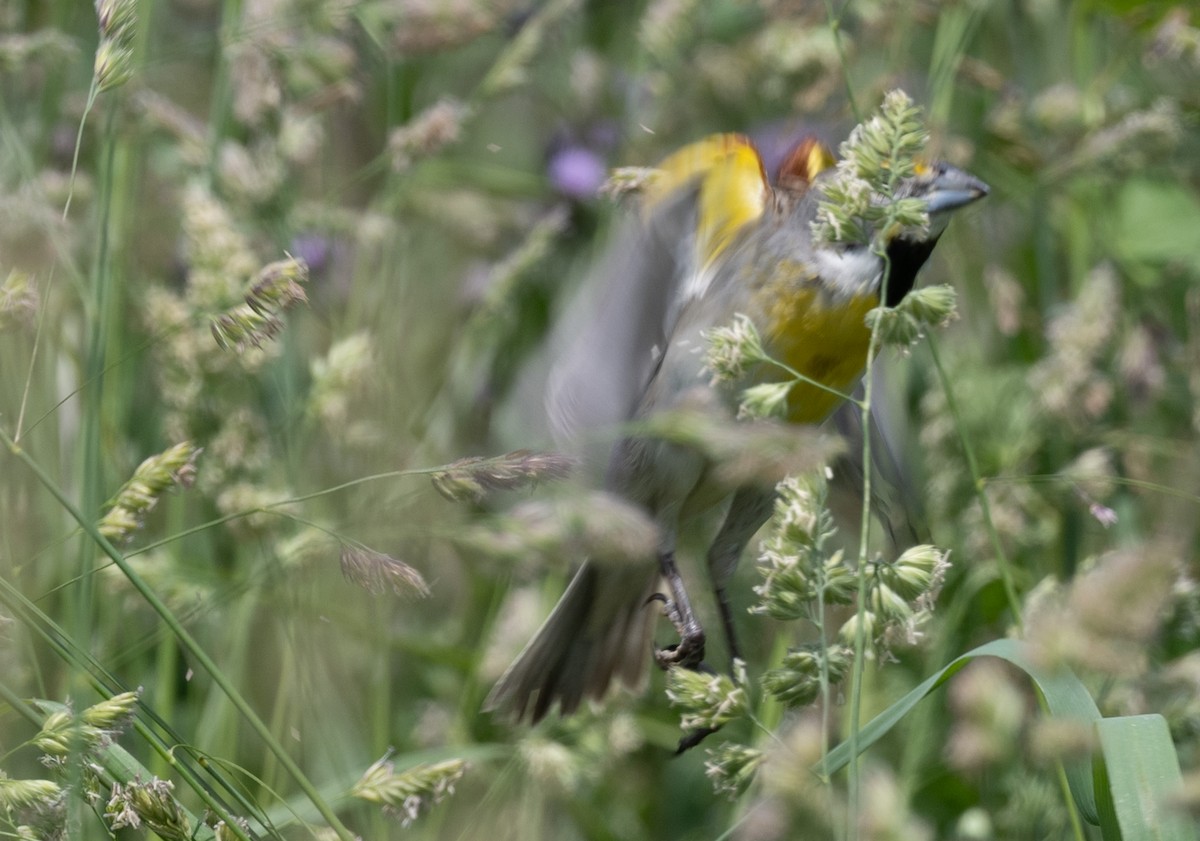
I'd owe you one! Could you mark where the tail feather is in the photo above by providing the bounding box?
[485,561,660,722]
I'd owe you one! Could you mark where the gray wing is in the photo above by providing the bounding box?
[544,188,702,461]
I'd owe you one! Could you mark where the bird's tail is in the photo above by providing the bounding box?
[485,561,661,722]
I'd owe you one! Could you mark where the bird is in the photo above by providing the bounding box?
[485,129,988,726]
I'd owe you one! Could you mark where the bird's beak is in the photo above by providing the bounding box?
[924,165,989,214]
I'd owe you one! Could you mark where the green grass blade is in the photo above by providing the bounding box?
[1094,715,1196,841]
[0,577,264,838]
[816,637,1101,823]
[0,429,355,841]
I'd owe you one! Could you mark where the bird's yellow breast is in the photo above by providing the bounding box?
[761,281,878,424]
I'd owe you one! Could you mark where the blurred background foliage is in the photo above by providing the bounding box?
[1,0,1199,838]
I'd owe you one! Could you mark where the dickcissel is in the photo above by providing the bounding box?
[486,121,988,725]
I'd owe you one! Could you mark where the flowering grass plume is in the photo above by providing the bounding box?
[214,817,252,841]
[705,742,765,800]
[518,737,581,792]
[0,270,39,329]
[761,643,854,708]
[80,690,140,731]
[339,545,430,598]
[756,472,949,623]
[752,473,848,621]
[477,0,574,98]
[93,0,137,92]
[98,444,201,544]
[245,258,308,314]
[105,777,191,840]
[812,90,931,250]
[34,691,139,758]
[697,471,953,796]
[431,450,575,502]
[1026,547,1179,677]
[946,660,1027,773]
[308,332,377,442]
[0,778,63,812]
[34,709,106,758]
[700,309,794,420]
[733,380,790,419]
[835,544,952,653]
[351,755,467,828]
[211,256,309,353]
[865,284,959,350]
[389,97,470,172]
[1030,263,1120,425]
[0,775,64,841]
[666,660,748,732]
[704,313,767,385]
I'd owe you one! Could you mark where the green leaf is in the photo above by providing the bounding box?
[1094,715,1196,841]
[815,638,1101,824]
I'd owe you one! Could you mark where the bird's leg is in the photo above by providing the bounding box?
[706,486,776,670]
[671,491,769,755]
[713,583,742,664]
[652,551,718,753]
[653,550,706,670]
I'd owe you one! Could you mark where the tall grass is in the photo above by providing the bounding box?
[1,0,1199,839]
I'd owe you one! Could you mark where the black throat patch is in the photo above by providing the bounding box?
[883,236,941,307]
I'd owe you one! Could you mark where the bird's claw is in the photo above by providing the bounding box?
[676,726,720,754]
[652,594,706,670]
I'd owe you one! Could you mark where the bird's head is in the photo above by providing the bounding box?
[873,160,988,305]
[898,160,990,239]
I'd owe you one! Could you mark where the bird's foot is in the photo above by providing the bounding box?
[645,565,719,751]
[652,614,706,670]
[652,590,705,667]
[647,550,707,671]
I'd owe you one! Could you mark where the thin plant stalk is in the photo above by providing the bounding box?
[844,257,889,836]
[206,0,244,180]
[74,103,119,676]
[844,130,917,832]
[823,0,862,123]
[814,520,843,837]
[65,90,121,839]
[924,337,1023,629]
